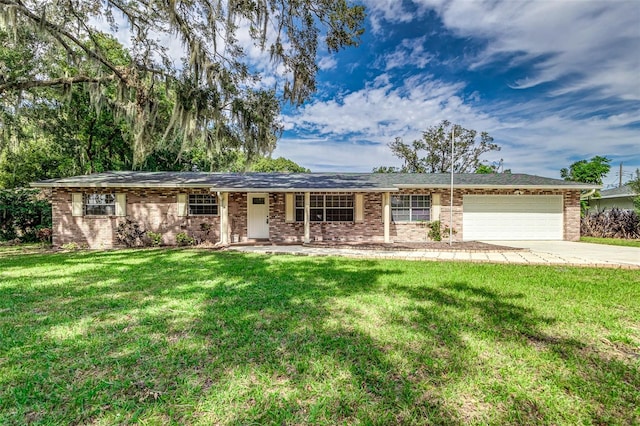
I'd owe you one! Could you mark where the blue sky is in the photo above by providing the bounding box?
[273,0,640,186]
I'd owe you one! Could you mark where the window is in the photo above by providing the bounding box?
[188,194,218,215]
[84,193,116,216]
[295,194,305,222]
[296,194,354,222]
[391,195,431,222]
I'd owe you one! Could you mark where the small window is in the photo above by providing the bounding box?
[392,195,431,222]
[189,194,218,215]
[295,194,305,222]
[252,197,265,205]
[84,193,116,216]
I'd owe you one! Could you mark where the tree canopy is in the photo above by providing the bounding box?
[560,156,611,185]
[375,120,501,173]
[0,0,365,165]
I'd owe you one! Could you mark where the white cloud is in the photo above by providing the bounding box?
[380,35,434,71]
[409,0,639,100]
[318,55,338,71]
[281,72,640,177]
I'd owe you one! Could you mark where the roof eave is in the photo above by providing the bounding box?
[396,184,599,190]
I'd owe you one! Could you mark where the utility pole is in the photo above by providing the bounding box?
[619,162,623,187]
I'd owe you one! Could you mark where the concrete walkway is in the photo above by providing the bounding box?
[228,241,640,269]
[488,241,640,268]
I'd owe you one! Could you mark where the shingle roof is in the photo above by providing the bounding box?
[597,185,637,199]
[31,171,597,191]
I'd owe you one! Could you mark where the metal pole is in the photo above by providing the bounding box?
[449,127,454,246]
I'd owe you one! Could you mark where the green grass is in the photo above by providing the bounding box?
[580,236,640,248]
[1,248,639,425]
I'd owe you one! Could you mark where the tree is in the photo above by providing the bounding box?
[560,156,611,185]
[0,1,365,165]
[475,164,494,174]
[249,157,310,172]
[627,169,640,213]
[372,166,400,173]
[380,121,500,173]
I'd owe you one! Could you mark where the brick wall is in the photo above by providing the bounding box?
[269,192,386,242]
[51,187,583,247]
[437,188,582,241]
[53,188,224,248]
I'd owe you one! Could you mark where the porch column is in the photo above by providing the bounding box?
[383,192,391,243]
[304,192,310,244]
[219,192,229,245]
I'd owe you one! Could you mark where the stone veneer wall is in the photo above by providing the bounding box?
[52,188,224,248]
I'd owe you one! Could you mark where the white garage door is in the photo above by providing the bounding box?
[463,195,563,241]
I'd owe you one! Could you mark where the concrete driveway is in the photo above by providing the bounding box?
[230,240,639,268]
[488,240,640,268]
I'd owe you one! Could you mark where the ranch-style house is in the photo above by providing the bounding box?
[32,171,597,249]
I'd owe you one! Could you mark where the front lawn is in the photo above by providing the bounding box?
[580,236,640,248]
[1,249,639,425]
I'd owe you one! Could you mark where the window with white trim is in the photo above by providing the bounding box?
[84,193,116,216]
[295,193,354,222]
[391,195,431,222]
[188,194,218,215]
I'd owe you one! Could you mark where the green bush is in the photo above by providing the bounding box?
[427,220,442,241]
[427,220,456,241]
[0,188,52,241]
[146,231,163,247]
[61,242,79,251]
[176,232,195,246]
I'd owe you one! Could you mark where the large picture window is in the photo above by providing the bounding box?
[391,195,431,222]
[295,194,354,222]
[188,194,218,215]
[84,193,116,216]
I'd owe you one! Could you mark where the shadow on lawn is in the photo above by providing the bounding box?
[0,250,638,425]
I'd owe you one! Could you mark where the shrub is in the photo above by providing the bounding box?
[0,188,52,241]
[427,220,456,242]
[146,231,163,247]
[581,208,639,239]
[36,227,53,243]
[61,242,79,251]
[176,232,195,246]
[115,219,147,247]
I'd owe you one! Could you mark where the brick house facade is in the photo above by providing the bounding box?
[34,172,593,248]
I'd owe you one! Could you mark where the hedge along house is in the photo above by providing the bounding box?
[32,171,597,249]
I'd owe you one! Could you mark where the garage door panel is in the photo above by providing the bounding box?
[463,195,563,241]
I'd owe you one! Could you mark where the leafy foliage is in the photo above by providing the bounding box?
[0,1,365,166]
[176,232,196,246]
[581,208,639,239]
[115,219,147,247]
[561,156,611,185]
[249,157,310,172]
[380,120,500,173]
[146,232,163,247]
[0,188,51,241]
[626,169,640,213]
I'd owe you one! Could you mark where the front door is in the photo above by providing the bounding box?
[247,193,269,239]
